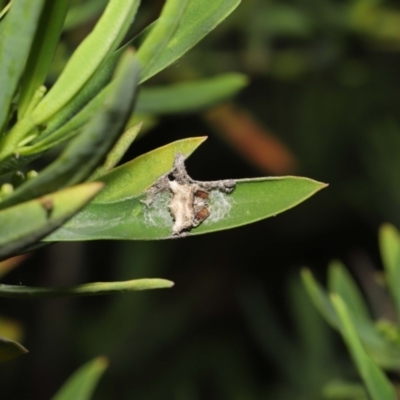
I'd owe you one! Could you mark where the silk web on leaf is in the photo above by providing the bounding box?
[142,153,236,237]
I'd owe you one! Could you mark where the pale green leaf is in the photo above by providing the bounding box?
[31,0,140,124]
[91,136,207,203]
[51,357,108,400]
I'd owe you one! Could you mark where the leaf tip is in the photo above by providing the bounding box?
[94,356,109,370]
[162,279,174,288]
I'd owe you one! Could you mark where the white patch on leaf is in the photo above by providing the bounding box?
[142,153,236,237]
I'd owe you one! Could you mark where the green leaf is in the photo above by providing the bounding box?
[192,176,326,236]
[0,67,116,174]
[18,0,71,118]
[0,336,28,363]
[31,0,140,125]
[327,261,397,364]
[0,0,44,132]
[91,136,207,203]
[0,2,11,21]
[0,0,140,163]
[136,73,248,114]
[379,223,400,320]
[51,357,108,400]
[301,269,339,328]
[138,0,241,82]
[303,266,400,370]
[0,182,103,261]
[322,380,368,399]
[328,261,371,325]
[20,84,113,156]
[136,0,189,79]
[46,150,326,241]
[64,0,107,31]
[90,122,142,179]
[0,49,140,209]
[0,278,174,298]
[331,294,396,400]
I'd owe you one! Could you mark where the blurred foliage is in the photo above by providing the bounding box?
[2,0,400,399]
[302,224,400,399]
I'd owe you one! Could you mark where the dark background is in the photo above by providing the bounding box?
[2,0,400,398]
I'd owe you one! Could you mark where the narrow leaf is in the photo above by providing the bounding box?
[138,0,241,82]
[0,2,11,21]
[0,50,140,210]
[0,182,103,261]
[331,294,396,400]
[51,357,108,400]
[0,336,28,363]
[0,1,137,163]
[18,0,71,118]
[64,0,107,31]
[136,73,248,114]
[328,261,371,324]
[92,136,207,203]
[0,0,44,132]
[303,268,400,370]
[31,0,140,124]
[379,223,400,320]
[20,84,113,156]
[46,170,326,241]
[301,269,339,328]
[0,279,174,298]
[136,0,189,79]
[91,122,142,179]
[328,261,395,359]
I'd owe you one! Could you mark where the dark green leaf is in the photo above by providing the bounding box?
[0,182,103,261]
[136,0,189,79]
[0,336,28,363]
[0,278,174,298]
[331,294,396,400]
[139,0,241,82]
[0,0,44,132]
